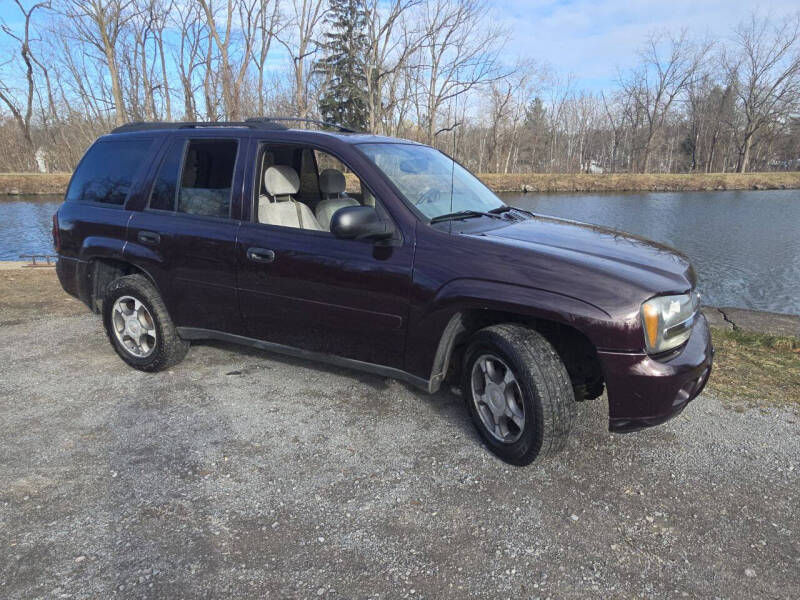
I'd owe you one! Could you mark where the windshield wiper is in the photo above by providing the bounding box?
[429,210,503,224]
[488,205,534,218]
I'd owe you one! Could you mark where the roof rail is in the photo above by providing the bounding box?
[245,116,356,133]
[111,120,288,134]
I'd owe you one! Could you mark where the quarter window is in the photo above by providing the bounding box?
[66,139,152,205]
[149,139,185,211]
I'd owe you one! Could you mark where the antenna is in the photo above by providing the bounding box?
[449,115,457,235]
[448,79,462,235]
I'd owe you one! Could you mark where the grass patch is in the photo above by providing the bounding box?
[708,327,800,410]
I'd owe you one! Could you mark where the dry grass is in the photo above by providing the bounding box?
[708,327,800,410]
[478,171,800,193]
[0,172,71,195]
[0,269,84,326]
[4,171,800,196]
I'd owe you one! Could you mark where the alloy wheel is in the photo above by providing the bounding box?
[111,295,157,358]
[470,353,526,443]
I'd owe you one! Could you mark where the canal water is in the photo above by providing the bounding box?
[2,189,799,315]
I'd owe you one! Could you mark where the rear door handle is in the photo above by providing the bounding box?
[138,231,160,246]
[247,247,276,263]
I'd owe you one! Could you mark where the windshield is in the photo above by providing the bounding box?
[358,143,506,220]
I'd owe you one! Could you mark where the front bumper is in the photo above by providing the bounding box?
[599,313,713,433]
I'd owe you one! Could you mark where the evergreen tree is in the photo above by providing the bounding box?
[315,0,369,131]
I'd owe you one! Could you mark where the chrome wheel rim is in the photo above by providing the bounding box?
[471,354,525,443]
[111,295,157,358]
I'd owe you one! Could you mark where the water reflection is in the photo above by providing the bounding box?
[0,195,60,260]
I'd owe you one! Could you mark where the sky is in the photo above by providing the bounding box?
[0,0,798,91]
[497,0,799,88]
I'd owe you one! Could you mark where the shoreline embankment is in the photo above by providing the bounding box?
[3,171,800,196]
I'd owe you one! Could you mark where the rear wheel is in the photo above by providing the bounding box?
[102,274,189,372]
[462,324,575,465]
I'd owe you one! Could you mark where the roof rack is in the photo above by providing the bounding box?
[111,120,288,134]
[245,116,356,133]
[111,117,357,134]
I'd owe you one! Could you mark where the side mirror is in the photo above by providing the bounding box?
[330,206,393,242]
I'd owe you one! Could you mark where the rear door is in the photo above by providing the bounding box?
[236,141,415,369]
[126,134,244,334]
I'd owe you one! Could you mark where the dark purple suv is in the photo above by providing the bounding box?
[54,118,713,465]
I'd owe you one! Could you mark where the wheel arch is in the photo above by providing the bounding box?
[424,281,608,397]
[82,257,161,314]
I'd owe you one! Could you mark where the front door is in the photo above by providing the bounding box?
[236,144,414,369]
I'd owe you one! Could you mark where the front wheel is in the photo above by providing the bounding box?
[102,274,189,372]
[462,324,575,465]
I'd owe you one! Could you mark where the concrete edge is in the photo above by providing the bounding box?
[701,306,800,339]
[0,261,56,270]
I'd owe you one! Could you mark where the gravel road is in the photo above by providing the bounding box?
[1,299,798,599]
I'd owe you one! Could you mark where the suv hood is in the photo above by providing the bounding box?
[468,215,696,316]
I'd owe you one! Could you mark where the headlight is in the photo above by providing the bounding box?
[641,292,700,354]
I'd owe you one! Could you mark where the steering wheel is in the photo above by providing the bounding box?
[417,188,441,206]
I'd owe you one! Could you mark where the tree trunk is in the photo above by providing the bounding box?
[101,39,126,125]
[737,134,753,173]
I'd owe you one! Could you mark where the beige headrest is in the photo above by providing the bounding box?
[264,165,299,197]
[319,168,346,195]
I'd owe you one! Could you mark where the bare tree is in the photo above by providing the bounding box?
[411,0,509,144]
[198,0,263,120]
[620,30,710,172]
[0,0,51,159]
[277,0,328,119]
[251,0,282,115]
[3,2,800,176]
[359,0,421,133]
[172,1,206,120]
[60,0,138,126]
[482,65,537,172]
[725,13,800,172]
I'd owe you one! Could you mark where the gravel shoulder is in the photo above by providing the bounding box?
[1,272,798,599]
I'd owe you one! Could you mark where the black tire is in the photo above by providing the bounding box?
[462,324,575,465]
[102,274,189,372]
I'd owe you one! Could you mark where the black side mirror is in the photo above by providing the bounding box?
[330,206,393,242]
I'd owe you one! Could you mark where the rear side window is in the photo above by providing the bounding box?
[177,139,238,218]
[66,139,152,205]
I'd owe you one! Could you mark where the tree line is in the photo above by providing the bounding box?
[1,0,799,175]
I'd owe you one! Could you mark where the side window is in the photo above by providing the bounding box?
[253,144,393,236]
[66,139,152,205]
[148,139,185,211]
[314,150,375,207]
[177,139,238,218]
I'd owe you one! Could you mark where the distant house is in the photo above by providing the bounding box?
[35,148,48,173]
[583,160,604,174]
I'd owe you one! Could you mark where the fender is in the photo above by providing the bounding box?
[410,278,618,391]
[78,235,127,262]
[76,238,164,313]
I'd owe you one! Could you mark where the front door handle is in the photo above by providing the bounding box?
[138,231,160,246]
[247,247,276,263]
